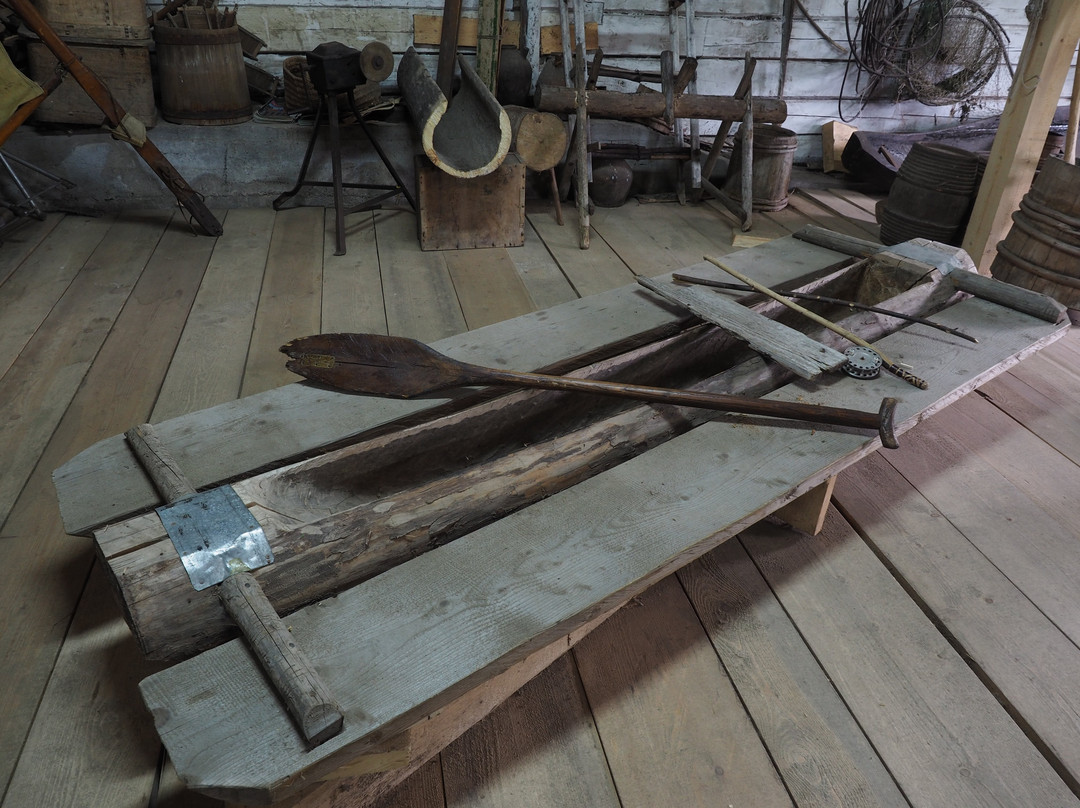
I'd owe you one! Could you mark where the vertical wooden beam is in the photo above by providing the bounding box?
[961,0,1080,273]
[523,0,541,95]
[572,0,590,249]
[436,0,463,99]
[1066,43,1080,165]
[476,0,505,93]
[684,0,701,192]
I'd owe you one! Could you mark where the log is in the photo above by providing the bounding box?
[535,83,786,122]
[398,47,511,179]
[94,256,958,662]
[504,105,567,172]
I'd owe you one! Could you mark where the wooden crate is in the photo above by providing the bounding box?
[37,0,150,40]
[27,38,156,127]
[416,155,525,250]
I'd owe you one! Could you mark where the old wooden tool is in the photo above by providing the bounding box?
[2,0,223,236]
[705,255,930,390]
[125,423,344,747]
[793,225,1069,324]
[637,275,848,380]
[670,273,980,343]
[281,333,900,448]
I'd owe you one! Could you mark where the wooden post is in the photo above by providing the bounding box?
[961,0,1080,273]
[572,0,590,249]
[436,0,463,99]
[1066,42,1080,165]
[476,0,505,93]
[522,0,541,96]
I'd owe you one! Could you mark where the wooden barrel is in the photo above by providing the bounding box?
[722,123,798,211]
[990,156,1080,308]
[153,25,251,125]
[877,143,981,246]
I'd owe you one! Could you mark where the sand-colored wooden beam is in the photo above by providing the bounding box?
[413,14,597,55]
[961,0,1080,274]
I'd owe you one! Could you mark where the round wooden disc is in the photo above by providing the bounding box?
[360,41,394,82]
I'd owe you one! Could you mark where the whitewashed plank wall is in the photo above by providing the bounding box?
[240,0,1072,163]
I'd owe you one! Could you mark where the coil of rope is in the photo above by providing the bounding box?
[839,0,1013,119]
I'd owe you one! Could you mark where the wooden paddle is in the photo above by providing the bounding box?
[282,333,900,449]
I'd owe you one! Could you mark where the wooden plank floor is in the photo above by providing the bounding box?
[2,188,1079,808]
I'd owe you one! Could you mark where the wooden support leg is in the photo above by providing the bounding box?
[774,476,837,536]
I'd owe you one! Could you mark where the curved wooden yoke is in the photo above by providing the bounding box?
[399,47,511,179]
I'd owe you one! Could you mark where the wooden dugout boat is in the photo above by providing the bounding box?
[54,234,1068,804]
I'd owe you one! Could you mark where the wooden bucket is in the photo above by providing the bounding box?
[722,123,798,211]
[877,143,981,246]
[990,156,1080,308]
[153,24,251,125]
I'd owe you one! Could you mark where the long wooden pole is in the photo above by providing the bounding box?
[2,0,223,236]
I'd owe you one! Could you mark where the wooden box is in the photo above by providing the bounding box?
[416,155,525,250]
[37,0,150,40]
[27,38,156,127]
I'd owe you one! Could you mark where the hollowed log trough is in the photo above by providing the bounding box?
[399,47,511,178]
[52,235,1070,805]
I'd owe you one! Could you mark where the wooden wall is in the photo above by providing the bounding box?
[240,0,1072,163]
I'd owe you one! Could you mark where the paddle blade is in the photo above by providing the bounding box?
[281,333,480,398]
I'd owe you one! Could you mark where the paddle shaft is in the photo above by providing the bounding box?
[282,333,899,448]
[473,365,898,448]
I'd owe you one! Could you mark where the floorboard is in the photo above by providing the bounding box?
[0,212,63,286]
[3,195,1079,808]
[242,206,325,396]
[834,453,1080,793]
[441,655,618,808]
[375,210,466,341]
[0,211,211,801]
[0,212,162,525]
[680,540,909,807]
[743,515,1079,808]
[573,576,793,807]
[321,210,386,335]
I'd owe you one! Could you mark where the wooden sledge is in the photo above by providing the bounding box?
[53,234,1069,805]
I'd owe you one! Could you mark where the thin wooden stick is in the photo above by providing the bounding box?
[704,255,929,389]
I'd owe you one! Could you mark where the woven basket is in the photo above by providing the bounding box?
[282,56,381,116]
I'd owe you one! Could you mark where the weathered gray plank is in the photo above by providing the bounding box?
[680,538,909,807]
[55,236,839,537]
[242,206,324,397]
[375,210,466,342]
[138,296,1065,803]
[638,275,847,379]
[321,210,386,335]
[151,207,271,422]
[0,213,158,525]
[442,654,618,808]
[574,576,793,807]
[0,212,215,804]
[742,514,1079,807]
[882,396,1080,646]
[834,450,1080,792]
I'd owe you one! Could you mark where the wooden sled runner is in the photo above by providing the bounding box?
[53,234,1069,805]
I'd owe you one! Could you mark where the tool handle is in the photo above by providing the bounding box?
[125,424,197,500]
[947,271,1067,324]
[218,572,345,746]
[126,423,344,746]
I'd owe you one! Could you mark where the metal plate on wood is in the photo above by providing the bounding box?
[156,486,272,591]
